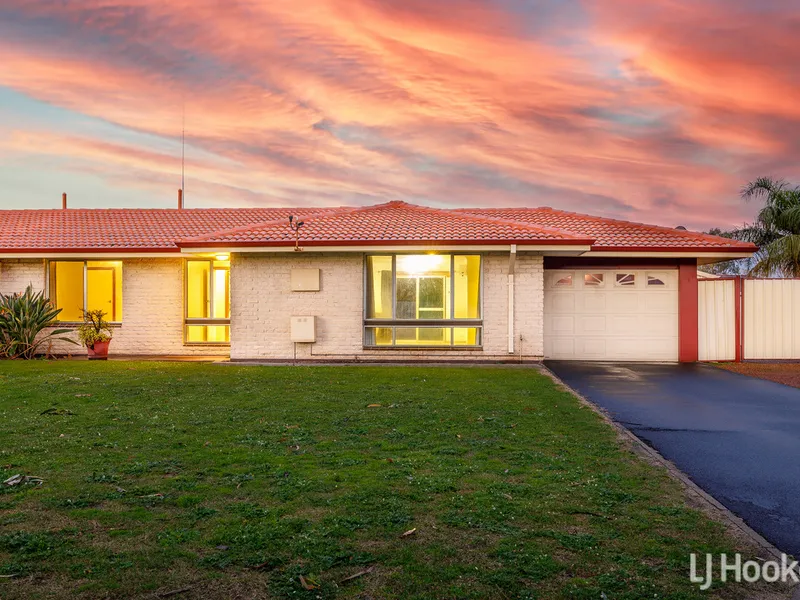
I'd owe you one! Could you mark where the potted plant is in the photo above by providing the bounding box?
[77,309,113,360]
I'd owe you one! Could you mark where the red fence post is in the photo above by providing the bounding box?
[735,276,743,362]
[679,261,699,362]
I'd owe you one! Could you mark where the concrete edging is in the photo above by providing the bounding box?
[539,363,787,564]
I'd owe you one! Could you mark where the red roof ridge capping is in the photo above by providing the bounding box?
[177,205,365,245]
[535,206,756,249]
[177,200,596,248]
[455,206,757,252]
[389,201,593,241]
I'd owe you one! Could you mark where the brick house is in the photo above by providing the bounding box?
[0,200,755,362]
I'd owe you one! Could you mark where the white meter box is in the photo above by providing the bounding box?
[290,316,316,342]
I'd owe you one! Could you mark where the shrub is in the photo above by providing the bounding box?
[76,309,113,349]
[0,286,77,359]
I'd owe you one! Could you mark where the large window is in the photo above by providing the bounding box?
[49,261,123,322]
[365,254,481,347]
[185,258,230,344]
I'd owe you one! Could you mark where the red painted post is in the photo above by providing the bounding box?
[678,261,699,362]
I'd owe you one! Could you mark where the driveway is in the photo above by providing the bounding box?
[546,361,800,556]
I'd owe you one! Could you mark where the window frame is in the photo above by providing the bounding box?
[184,258,231,346]
[363,254,483,349]
[46,259,123,324]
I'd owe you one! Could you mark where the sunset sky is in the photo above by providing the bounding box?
[0,0,797,229]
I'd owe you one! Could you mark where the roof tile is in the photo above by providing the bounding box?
[456,207,756,251]
[179,201,591,247]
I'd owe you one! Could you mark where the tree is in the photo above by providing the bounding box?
[736,177,800,277]
[698,228,752,275]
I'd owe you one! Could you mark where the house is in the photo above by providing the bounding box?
[0,199,756,362]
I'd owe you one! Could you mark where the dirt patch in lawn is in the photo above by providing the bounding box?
[715,362,800,389]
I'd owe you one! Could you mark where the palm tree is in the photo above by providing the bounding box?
[737,177,800,277]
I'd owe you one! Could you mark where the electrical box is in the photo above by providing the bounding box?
[291,268,320,292]
[290,316,316,343]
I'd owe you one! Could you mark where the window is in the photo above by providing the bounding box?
[185,258,230,344]
[365,255,481,347]
[647,274,666,286]
[584,273,604,287]
[615,273,635,286]
[555,274,573,287]
[49,261,123,322]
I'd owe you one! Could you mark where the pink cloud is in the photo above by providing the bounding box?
[0,0,796,229]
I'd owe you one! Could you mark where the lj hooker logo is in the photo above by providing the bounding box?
[690,553,800,590]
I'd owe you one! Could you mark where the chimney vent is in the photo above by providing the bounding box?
[62,192,67,210]
[178,188,183,210]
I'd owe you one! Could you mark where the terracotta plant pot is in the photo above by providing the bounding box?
[87,340,111,360]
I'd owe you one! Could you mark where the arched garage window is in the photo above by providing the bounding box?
[365,255,482,347]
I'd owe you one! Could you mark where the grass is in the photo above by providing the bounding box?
[0,362,759,599]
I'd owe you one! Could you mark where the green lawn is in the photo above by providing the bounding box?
[0,362,754,599]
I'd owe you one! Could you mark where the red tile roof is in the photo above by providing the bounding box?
[456,207,757,252]
[0,201,756,254]
[179,201,592,248]
[0,208,339,252]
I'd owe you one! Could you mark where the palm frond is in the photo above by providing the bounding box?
[741,176,787,201]
[749,234,800,277]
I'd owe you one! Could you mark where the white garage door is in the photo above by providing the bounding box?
[544,270,679,361]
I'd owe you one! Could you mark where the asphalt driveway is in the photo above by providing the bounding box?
[546,361,800,556]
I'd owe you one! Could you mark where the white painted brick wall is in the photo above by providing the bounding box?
[0,258,221,356]
[0,253,545,361]
[230,252,544,361]
[0,259,46,295]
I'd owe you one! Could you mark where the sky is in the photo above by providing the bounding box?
[0,0,797,230]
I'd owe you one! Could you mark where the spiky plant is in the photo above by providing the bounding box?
[737,177,800,276]
[0,285,77,359]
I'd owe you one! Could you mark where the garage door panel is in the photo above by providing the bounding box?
[550,315,575,334]
[610,315,639,335]
[579,315,606,333]
[579,292,607,311]
[644,292,677,312]
[544,269,678,361]
[546,292,575,312]
[546,337,575,358]
[642,315,678,336]
[576,338,608,358]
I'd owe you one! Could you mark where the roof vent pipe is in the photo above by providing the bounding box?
[62,193,67,210]
[178,188,183,210]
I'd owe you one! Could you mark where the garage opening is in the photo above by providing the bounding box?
[544,269,678,361]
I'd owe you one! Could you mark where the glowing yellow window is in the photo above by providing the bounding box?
[185,258,230,344]
[49,261,123,322]
[364,254,482,347]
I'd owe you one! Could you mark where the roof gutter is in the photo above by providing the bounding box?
[0,250,182,259]
[178,243,594,254]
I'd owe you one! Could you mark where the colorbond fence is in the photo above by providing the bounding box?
[698,277,800,361]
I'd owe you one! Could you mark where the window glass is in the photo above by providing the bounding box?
[185,258,230,344]
[584,273,604,286]
[186,260,210,318]
[395,327,451,346]
[366,256,392,318]
[365,255,482,347]
[555,274,573,287]
[186,325,230,343]
[364,327,393,346]
[647,275,666,286]
[453,327,480,346]
[87,261,123,321]
[51,262,84,321]
[454,255,481,318]
[50,261,123,321]
[616,273,635,286]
